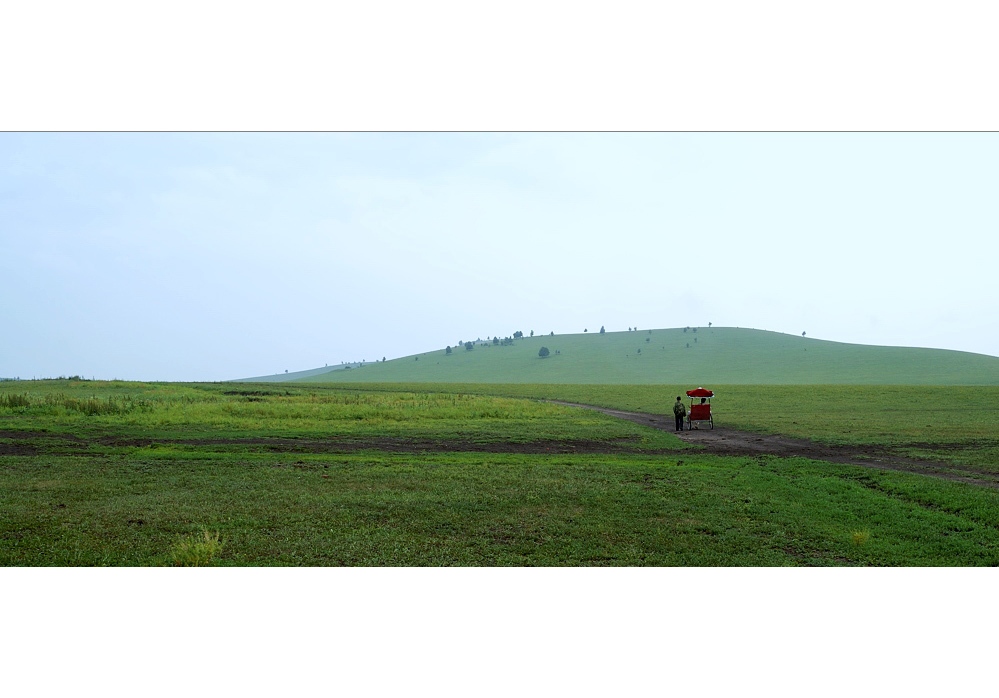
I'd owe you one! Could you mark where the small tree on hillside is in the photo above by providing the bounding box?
[514,330,524,339]
[600,326,605,334]
[538,346,550,358]
[464,341,474,351]
[445,346,452,355]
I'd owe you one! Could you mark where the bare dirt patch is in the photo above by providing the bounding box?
[550,401,999,488]
[94,435,660,456]
[0,443,38,456]
[0,430,86,456]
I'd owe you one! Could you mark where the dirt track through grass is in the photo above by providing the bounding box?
[551,401,999,488]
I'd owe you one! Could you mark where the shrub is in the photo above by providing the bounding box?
[0,393,31,409]
[538,346,550,358]
[169,530,224,567]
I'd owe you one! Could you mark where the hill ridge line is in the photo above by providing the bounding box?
[262,327,999,385]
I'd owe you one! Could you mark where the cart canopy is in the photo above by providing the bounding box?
[685,388,714,398]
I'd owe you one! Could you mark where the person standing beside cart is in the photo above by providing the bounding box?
[672,396,686,431]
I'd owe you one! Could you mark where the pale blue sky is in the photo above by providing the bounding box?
[2,132,997,381]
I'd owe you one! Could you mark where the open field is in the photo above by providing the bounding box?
[306,382,999,473]
[281,327,999,385]
[3,380,999,566]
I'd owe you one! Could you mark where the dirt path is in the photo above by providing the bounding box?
[550,401,999,488]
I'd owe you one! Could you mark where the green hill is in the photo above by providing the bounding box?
[283,328,999,385]
[230,363,364,383]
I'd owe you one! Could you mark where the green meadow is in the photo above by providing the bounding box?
[315,382,999,471]
[3,379,999,566]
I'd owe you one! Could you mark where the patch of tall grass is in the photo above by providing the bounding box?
[0,391,151,416]
[168,530,224,567]
[0,393,31,409]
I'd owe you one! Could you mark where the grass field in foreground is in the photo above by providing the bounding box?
[3,380,999,566]
[6,451,999,566]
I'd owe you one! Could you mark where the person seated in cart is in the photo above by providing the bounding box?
[685,388,714,429]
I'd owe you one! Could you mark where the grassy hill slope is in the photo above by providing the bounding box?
[292,328,999,385]
[231,363,363,383]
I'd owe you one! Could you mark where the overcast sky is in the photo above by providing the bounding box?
[4,1,999,382]
[2,131,998,381]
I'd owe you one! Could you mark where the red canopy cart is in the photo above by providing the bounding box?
[685,388,714,430]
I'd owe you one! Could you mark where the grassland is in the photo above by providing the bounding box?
[301,382,999,471]
[286,327,999,385]
[3,379,999,566]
